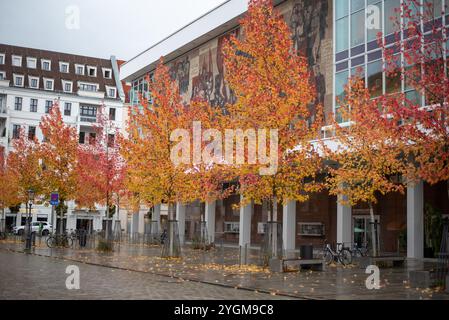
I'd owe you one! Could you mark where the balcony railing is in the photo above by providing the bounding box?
[80,116,97,123]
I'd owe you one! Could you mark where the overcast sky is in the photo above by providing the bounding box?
[0,0,226,61]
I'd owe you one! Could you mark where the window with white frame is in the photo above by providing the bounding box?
[14,97,22,111]
[62,80,73,93]
[30,99,38,112]
[106,86,116,98]
[75,64,85,75]
[0,54,5,65]
[12,55,22,67]
[41,59,51,71]
[64,102,72,116]
[78,82,98,92]
[27,57,37,69]
[0,71,5,80]
[28,76,39,89]
[13,74,24,87]
[59,62,69,73]
[45,100,52,113]
[224,222,240,233]
[43,78,54,91]
[87,66,97,77]
[102,68,112,79]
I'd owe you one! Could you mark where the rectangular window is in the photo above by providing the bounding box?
[12,55,22,67]
[386,56,401,94]
[27,57,37,69]
[14,75,24,87]
[14,97,22,111]
[12,124,20,139]
[336,0,349,19]
[103,68,112,79]
[80,105,97,117]
[87,66,97,77]
[28,126,36,140]
[351,9,365,47]
[79,131,85,144]
[41,60,51,71]
[64,102,72,116]
[44,79,54,91]
[63,81,72,92]
[107,134,115,147]
[45,100,52,113]
[75,65,84,75]
[79,83,98,92]
[385,0,401,35]
[29,77,39,88]
[89,132,96,144]
[336,17,349,53]
[0,54,4,65]
[367,60,383,97]
[367,1,383,42]
[109,108,116,121]
[108,87,116,98]
[60,62,69,73]
[0,72,5,80]
[30,99,38,112]
[351,0,364,13]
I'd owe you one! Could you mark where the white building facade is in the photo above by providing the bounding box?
[0,43,126,233]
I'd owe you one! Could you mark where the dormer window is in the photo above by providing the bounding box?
[12,55,22,67]
[28,76,39,89]
[60,62,69,73]
[102,68,112,79]
[75,64,85,75]
[87,66,97,77]
[13,74,24,87]
[106,86,116,98]
[41,59,51,71]
[62,80,73,93]
[78,82,98,92]
[27,57,37,69]
[43,78,54,91]
[0,54,5,65]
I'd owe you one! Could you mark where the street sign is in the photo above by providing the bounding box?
[50,192,59,206]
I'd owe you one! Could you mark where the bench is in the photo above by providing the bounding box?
[269,257,325,272]
[359,256,406,269]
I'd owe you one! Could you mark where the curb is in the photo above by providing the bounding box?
[0,246,325,300]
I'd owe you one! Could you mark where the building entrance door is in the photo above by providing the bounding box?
[353,215,380,249]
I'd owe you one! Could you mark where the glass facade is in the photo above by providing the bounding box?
[333,0,448,122]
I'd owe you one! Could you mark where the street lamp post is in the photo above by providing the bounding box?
[24,189,35,252]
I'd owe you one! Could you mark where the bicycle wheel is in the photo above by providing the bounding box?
[339,249,353,265]
[323,250,333,265]
[46,236,55,248]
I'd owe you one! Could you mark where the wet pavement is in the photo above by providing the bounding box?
[1,238,448,300]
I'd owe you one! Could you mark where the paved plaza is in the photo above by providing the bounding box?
[0,238,448,300]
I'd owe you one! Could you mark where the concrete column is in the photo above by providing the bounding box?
[337,194,352,246]
[176,202,186,245]
[67,214,77,232]
[407,180,424,259]
[131,213,139,234]
[205,201,216,243]
[153,204,161,231]
[138,209,145,234]
[282,201,296,255]
[239,196,253,264]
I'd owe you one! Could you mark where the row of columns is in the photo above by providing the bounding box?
[130,180,425,259]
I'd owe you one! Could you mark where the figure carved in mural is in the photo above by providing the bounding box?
[191,49,214,103]
[290,0,328,103]
[169,56,190,95]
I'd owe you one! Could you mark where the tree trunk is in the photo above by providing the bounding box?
[169,202,175,256]
[369,203,378,257]
[272,195,278,258]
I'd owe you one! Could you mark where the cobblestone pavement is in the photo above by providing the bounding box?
[1,239,448,300]
[0,250,292,300]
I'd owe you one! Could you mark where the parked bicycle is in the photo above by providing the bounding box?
[46,233,73,248]
[322,241,352,266]
[351,242,370,258]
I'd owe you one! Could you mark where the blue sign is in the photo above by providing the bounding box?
[50,192,59,206]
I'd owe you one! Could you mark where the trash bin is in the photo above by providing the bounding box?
[300,244,313,259]
[79,230,87,247]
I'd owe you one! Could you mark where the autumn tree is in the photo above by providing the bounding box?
[76,104,126,228]
[381,0,449,202]
[0,148,20,232]
[323,76,408,256]
[121,59,190,257]
[222,0,322,257]
[39,103,78,234]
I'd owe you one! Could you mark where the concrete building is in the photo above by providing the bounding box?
[120,0,449,259]
[0,43,126,233]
